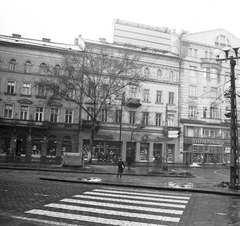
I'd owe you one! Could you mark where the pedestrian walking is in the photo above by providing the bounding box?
[117,157,125,178]
[126,155,133,170]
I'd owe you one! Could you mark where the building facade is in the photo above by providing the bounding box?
[0,34,81,162]
[171,29,240,164]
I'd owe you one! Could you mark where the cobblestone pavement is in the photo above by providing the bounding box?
[1,169,240,225]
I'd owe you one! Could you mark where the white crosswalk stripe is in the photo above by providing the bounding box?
[13,187,192,226]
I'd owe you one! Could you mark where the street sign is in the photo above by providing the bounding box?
[168,130,179,138]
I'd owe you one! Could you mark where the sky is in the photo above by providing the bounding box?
[1,0,240,44]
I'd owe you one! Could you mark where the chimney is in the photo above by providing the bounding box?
[12,34,21,38]
[99,38,106,43]
[42,38,51,42]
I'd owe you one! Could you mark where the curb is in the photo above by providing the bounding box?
[39,177,240,197]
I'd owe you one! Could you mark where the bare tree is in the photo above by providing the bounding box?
[36,45,142,163]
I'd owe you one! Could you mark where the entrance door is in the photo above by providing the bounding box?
[126,142,136,162]
[16,133,27,156]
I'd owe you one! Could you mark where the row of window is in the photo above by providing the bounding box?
[186,126,230,139]
[4,105,73,124]
[143,67,178,82]
[188,106,223,119]
[3,104,176,127]
[4,80,176,105]
[2,59,61,75]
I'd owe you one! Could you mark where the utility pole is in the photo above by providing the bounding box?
[119,91,125,156]
[163,104,168,170]
[216,48,240,188]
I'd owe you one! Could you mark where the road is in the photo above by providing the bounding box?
[0,169,239,226]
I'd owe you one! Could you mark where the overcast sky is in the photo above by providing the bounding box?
[1,0,240,44]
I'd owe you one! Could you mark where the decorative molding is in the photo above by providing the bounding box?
[17,99,33,104]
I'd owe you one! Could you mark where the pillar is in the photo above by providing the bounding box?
[135,142,140,162]
[149,142,153,162]
[56,140,62,164]
[40,138,47,163]
[122,140,126,161]
[25,136,32,162]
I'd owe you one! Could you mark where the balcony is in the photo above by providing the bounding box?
[81,120,100,131]
[0,118,50,129]
[126,98,142,108]
[200,58,222,71]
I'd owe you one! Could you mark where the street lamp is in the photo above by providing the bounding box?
[215,47,240,188]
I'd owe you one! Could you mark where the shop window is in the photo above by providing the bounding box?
[47,135,57,156]
[140,143,149,162]
[32,134,42,155]
[1,132,11,155]
[62,136,72,153]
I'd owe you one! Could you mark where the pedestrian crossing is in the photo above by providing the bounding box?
[13,186,192,226]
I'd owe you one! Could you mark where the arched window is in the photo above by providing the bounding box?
[24,61,33,73]
[54,64,61,76]
[68,66,75,76]
[9,59,17,72]
[144,67,150,79]
[157,69,162,80]
[39,62,48,75]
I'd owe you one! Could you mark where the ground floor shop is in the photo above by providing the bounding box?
[79,129,180,163]
[0,127,78,162]
[183,137,231,165]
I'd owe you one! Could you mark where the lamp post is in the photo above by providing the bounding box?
[215,47,240,187]
[119,91,126,156]
[162,104,169,171]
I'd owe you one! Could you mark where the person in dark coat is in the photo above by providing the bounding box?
[126,155,133,170]
[117,157,125,178]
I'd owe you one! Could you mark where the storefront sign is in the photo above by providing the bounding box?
[95,134,114,140]
[195,139,219,144]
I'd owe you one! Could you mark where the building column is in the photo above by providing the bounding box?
[25,136,32,162]
[56,140,62,163]
[149,142,153,162]
[122,140,126,161]
[40,138,47,162]
[135,142,140,162]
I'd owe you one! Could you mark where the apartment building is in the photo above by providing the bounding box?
[76,20,181,163]
[0,34,81,162]
[171,29,240,164]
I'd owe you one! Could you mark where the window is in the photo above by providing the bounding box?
[7,81,15,94]
[129,111,135,125]
[167,114,174,127]
[20,105,29,120]
[35,107,44,121]
[188,48,192,56]
[215,35,231,48]
[67,66,75,76]
[4,104,13,118]
[156,91,162,103]
[189,66,196,77]
[203,86,207,94]
[189,106,197,118]
[22,83,31,95]
[204,51,208,58]
[101,109,108,122]
[38,85,46,96]
[142,112,149,125]
[9,59,17,71]
[169,92,174,104]
[116,110,121,124]
[203,107,207,118]
[203,68,208,78]
[211,87,217,98]
[129,86,137,98]
[87,107,94,120]
[155,113,161,126]
[65,109,73,124]
[50,108,58,122]
[88,82,95,96]
[143,89,149,102]
[24,61,32,73]
[194,49,198,57]
[210,107,219,119]
[39,63,48,74]
[189,86,197,97]
[157,69,162,80]
[210,69,217,79]
[144,67,150,79]
[54,64,61,76]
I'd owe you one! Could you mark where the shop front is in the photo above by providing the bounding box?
[183,137,230,164]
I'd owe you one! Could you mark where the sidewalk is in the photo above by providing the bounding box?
[0,157,240,196]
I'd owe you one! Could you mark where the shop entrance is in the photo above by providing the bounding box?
[126,142,136,162]
[16,133,27,156]
[32,134,42,156]
[47,135,57,157]
[0,132,11,155]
